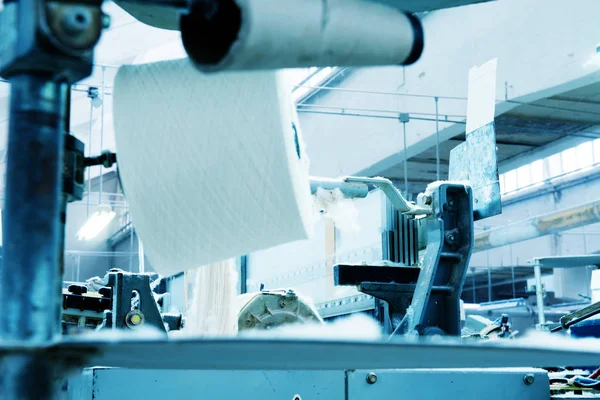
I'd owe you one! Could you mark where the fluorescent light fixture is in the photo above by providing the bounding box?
[77,204,116,241]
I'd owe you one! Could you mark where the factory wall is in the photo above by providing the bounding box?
[297,0,600,178]
[470,170,600,301]
[63,172,123,282]
[246,190,385,304]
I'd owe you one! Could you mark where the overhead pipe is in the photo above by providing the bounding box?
[474,199,600,252]
[180,0,424,72]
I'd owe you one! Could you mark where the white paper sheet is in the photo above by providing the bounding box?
[112,59,313,276]
[465,58,498,134]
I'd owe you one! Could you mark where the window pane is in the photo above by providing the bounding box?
[576,142,594,169]
[547,153,562,178]
[531,159,544,183]
[516,165,531,188]
[594,139,600,163]
[562,147,577,173]
[504,169,517,192]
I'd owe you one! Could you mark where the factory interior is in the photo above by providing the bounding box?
[5,0,600,399]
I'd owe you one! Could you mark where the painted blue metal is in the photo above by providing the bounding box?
[347,368,549,400]
[0,74,69,399]
[69,369,345,400]
[68,367,547,400]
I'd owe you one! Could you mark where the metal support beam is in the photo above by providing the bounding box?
[474,199,600,252]
[0,75,68,399]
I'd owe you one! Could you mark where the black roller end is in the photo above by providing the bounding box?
[403,13,424,66]
[180,0,242,68]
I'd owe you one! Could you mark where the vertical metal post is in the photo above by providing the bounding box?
[86,98,94,216]
[129,224,134,272]
[99,67,106,204]
[471,268,476,303]
[138,237,145,273]
[534,263,546,325]
[509,244,516,299]
[486,251,492,302]
[402,122,408,196]
[0,74,68,399]
[76,254,81,282]
[434,97,440,181]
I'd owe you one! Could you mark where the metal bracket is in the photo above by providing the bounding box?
[407,183,474,336]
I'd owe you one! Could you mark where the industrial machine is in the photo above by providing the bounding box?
[62,269,184,334]
[2,1,599,400]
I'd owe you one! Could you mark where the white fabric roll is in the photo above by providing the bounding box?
[112,59,313,276]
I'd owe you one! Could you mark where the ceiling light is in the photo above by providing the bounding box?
[77,204,116,241]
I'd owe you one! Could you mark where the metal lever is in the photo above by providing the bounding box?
[551,301,600,333]
[344,176,432,215]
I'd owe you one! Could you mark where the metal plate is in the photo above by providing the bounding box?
[449,122,501,220]
[71,369,344,400]
[532,255,600,268]
[347,368,549,400]
[29,336,600,371]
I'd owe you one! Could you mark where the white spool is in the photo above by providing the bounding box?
[112,58,313,276]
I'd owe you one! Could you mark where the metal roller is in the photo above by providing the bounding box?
[180,0,424,72]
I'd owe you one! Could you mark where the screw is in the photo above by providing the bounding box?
[523,374,535,385]
[366,372,377,384]
[280,302,286,308]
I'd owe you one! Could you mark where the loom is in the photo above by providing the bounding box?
[1,1,595,400]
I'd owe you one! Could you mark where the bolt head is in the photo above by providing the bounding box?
[523,374,535,385]
[366,372,377,384]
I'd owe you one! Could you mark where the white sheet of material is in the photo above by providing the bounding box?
[465,58,498,134]
[113,59,313,277]
[183,259,239,337]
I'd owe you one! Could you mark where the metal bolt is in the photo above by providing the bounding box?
[62,7,91,36]
[523,374,535,385]
[366,372,377,384]
[101,13,111,29]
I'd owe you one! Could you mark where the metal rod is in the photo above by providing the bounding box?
[534,264,546,325]
[402,122,408,196]
[86,98,94,217]
[129,219,134,272]
[487,252,492,302]
[297,103,466,119]
[296,109,466,124]
[293,84,469,101]
[434,97,440,181]
[99,67,105,204]
[309,177,369,199]
[510,245,516,299]
[138,237,145,274]
[0,74,68,399]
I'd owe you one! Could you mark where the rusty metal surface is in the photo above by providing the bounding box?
[449,122,501,221]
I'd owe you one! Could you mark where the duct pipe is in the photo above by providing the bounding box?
[180,0,424,72]
[474,199,600,252]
